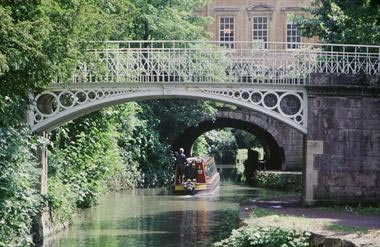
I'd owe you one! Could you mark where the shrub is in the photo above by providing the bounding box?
[213,226,310,247]
[0,127,40,247]
[48,109,125,222]
[254,171,302,192]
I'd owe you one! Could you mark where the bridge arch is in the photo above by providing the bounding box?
[172,118,283,170]
[30,84,307,134]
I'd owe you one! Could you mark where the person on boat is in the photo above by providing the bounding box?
[175,148,187,184]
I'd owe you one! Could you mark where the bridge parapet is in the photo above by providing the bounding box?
[30,41,380,133]
[58,41,380,86]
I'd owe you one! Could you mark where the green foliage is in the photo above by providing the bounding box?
[0,0,218,244]
[0,126,40,247]
[296,0,380,45]
[254,172,303,192]
[324,223,368,234]
[129,0,211,40]
[210,209,240,243]
[193,128,264,171]
[0,1,134,98]
[197,129,238,163]
[48,109,125,222]
[141,100,217,144]
[250,208,274,218]
[233,130,262,150]
[213,226,310,247]
[117,103,175,188]
[0,96,28,128]
[192,135,209,156]
[318,204,380,216]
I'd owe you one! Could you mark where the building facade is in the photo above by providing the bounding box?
[196,0,315,47]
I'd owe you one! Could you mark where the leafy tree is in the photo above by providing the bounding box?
[296,0,380,44]
[0,0,134,98]
[0,121,40,247]
[192,135,209,156]
[233,129,262,150]
[194,129,238,163]
[0,0,219,244]
[141,99,217,144]
[48,107,125,222]
[115,103,175,188]
[129,0,211,40]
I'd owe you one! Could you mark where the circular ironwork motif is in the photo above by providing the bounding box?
[279,94,302,116]
[250,92,262,104]
[241,91,250,101]
[58,91,75,108]
[263,92,278,109]
[75,91,87,104]
[36,92,59,116]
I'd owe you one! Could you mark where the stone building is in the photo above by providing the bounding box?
[195,0,315,46]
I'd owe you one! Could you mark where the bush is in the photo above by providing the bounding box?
[213,226,310,247]
[48,109,125,222]
[0,127,40,247]
[210,209,240,242]
[254,171,303,192]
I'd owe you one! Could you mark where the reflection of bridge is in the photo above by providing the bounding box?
[31,41,380,207]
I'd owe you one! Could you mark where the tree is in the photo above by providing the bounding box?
[129,0,211,40]
[233,129,262,150]
[0,1,134,98]
[0,0,218,244]
[296,0,380,44]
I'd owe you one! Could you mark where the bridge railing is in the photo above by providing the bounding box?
[62,41,380,85]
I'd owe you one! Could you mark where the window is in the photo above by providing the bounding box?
[252,16,268,49]
[287,21,301,49]
[219,17,235,48]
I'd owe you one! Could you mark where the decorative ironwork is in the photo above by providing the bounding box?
[57,41,380,86]
[31,40,380,133]
[200,87,306,127]
[30,84,307,134]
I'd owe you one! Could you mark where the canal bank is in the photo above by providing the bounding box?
[238,196,380,247]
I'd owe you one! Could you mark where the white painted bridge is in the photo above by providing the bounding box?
[30,41,380,134]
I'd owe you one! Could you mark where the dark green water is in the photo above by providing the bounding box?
[44,184,278,247]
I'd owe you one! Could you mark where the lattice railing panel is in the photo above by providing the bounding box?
[56,41,380,86]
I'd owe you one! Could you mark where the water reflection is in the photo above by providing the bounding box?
[44,184,275,247]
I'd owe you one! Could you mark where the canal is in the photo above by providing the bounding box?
[44,184,283,247]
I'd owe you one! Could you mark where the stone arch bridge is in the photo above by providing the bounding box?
[31,41,380,207]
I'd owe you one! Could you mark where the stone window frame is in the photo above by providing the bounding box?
[214,7,240,49]
[246,3,274,49]
[281,8,304,49]
[286,17,302,49]
[218,16,236,49]
[252,16,270,50]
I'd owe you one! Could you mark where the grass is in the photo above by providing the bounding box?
[255,188,300,200]
[250,207,275,218]
[318,205,380,216]
[324,223,368,234]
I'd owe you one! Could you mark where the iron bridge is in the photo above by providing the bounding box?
[29,41,380,134]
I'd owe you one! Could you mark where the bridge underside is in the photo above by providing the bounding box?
[30,83,307,134]
[173,118,284,170]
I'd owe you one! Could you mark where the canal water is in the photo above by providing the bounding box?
[45,184,281,247]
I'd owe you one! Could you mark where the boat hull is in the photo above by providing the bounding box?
[174,172,220,195]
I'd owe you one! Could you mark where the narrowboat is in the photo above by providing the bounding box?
[174,156,220,194]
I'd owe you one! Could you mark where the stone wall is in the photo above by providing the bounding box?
[307,75,380,203]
